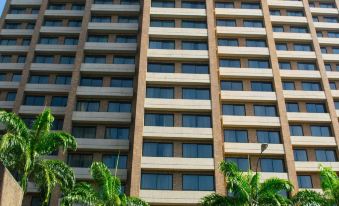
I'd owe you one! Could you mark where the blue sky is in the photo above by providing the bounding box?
[0,1,5,16]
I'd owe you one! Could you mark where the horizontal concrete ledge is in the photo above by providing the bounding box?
[73,167,127,180]
[147,49,209,60]
[215,8,262,17]
[44,10,84,17]
[218,46,269,57]
[217,26,266,37]
[144,98,211,111]
[222,115,281,127]
[19,106,66,115]
[291,136,337,146]
[25,84,71,93]
[0,63,24,70]
[260,172,289,181]
[277,51,316,60]
[221,91,276,102]
[313,22,339,30]
[310,7,338,15]
[146,73,210,85]
[40,26,82,34]
[0,101,14,109]
[84,42,137,52]
[287,112,331,122]
[143,126,213,140]
[283,91,326,100]
[30,63,74,72]
[140,190,212,205]
[295,162,339,172]
[35,44,77,52]
[322,54,339,61]
[0,45,29,52]
[0,29,33,36]
[141,157,214,171]
[72,112,131,123]
[273,32,312,41]
[0,81,19,89]
[88,22,138,31]
[270,16,307,24]
[219,67,273,79]
[150,7,206,17]
[318,37,339,46]
[11,0,42,5]
[76,138,129,151]
[91,4,140,13]
[224,143,285,155]
[149,27,208,38]
[80,63,135,74]
[267,0,303,8]
[330,90,339,98]
[280,70,321,79]
[76,86,133,97]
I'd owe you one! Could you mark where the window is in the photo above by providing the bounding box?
[76,101,100,112]
[107,102,131,112]
[120,0,139,5]
[324,17,338,23]
[315,150,337,162]
[146,87,174,99]
[6,92,16,101]
[222,104,245,116]
[118,16,138,23]
[270,10,281,16]
[273,26,284,32]
[182,1,205,9]
[68,20,82,27]
[260,158,284,172]
[276,43,287,51]
[60,56,75,64]
[22,39,30,46]
[44,20,62,27]
[87,35,108,42]
[254,105,277,116]
[321,47,327,53]
[251,81,273,91]
[80,77,103,87]
[257,130,280,144]
[151,0,175,8]
[287,11,304,16]
[48,4,66,10]
[243,20,263,28]
[290,125,304,136]
[182,175,214,191]
[325,64,332,71]
[24,96,45,106]
[182,20,207,28]
[0,55,11,63]
[27,23,35,29]
[52,119,63,130]
[150,20,175,27]
[64,37,78,45]
[248,59,270,69]
[143,142,173,157]
[320,3,335,8]
[294,150,308,161]
[11,74,21,82]
[55,75,71,85]
[335,101,339,109]
[148,63,174,73]
[290,27,308,33]
[241,3,260,9]
[116,35,137,43]
[72,126,96,139]
[141,173,172,190]
[328,32,339,38]
[34,55,53,63]
[286,103,299,112]
[298,176,313,188]
[144,114,174,126]
[182,64,209,74]
[246,39,266,47]
[306,103,326,113]
[113,56,135,64]
[84,55,106,64]
[51,96,68,107]
[283,82,295,90]
[182,88,210,100]
[182,115,211,128]
[279,62,291,70]
[182,144,213,158]
[218,39,238,46]
[302,82,321,91]
[102,154,128,169]
[217,19,236,27]
[224,130,248,143]
[0,39,17,45]
[29,75,48,84]
[72,4,85,10]
[226,158,249,171]
[310,125,332,137]
[219,59,241,68]
[294,44,312,51]
[105,127,129,139]
[94,0,112,4]
[215,2,233,8]
[39,37,58,44]
[68,154,93,168]
[297,62,316,70]
[182,41,208,50]
[149,40,175,49]
[110,78,133,88]
[221,81,243,91]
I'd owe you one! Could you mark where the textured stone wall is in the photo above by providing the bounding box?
[0,163,24,206]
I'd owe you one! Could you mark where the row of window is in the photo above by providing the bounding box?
[147,87,210,99]
[91,16,138,23]
[94,0,139,5]
[32,55,135,64]
[43,20,82,27]
[294,149,337,162]
[223,104,277,117]
[149,40,207,50]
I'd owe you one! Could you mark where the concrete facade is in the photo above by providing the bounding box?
[0,163,24,206]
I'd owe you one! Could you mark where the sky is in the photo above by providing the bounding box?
[0,0,5,16]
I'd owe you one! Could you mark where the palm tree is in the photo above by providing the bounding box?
[61,162,149,206]
[292,166,339,206]
[0,109,77,206]
[201,161,293,206]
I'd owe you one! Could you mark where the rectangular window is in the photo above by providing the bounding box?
[102,154,128,169]
[298,176,313,188]
[241,3,260,9]
[149,40,175,49]
[182,175,214,191]
[118,16,138,23]
[290,27,308,33]
[72,126,96,139]
[34,55,54,63]
[87,35,108,42]
[221,80,243,91]
[182,115,211,128]
[76,101,100,112]
[12,74,21,82]
[290,125,304,136]
[182,144,213,158]
[110,78,133,88]
[143,142,173,157]
[148,63,175,73]
[91,16,111,23]
[141,173,173,190]
[107,102,131,112]
[306,103,326,113]
[260,158,284,172]
[297,62,316,70]
[310,125,332,137]
[182,41,208,50]
[68,154,93,168]
[315,150,337,162]
[182,88,210,100]
[55,75,71,85]
[182,1,205,9]
[116,35,137,43]
[294,44,312,51]
[251,81,273,91]
[243,20,263,28]
[84,55,106,64]
[224,130,248,143]
[216,19,236,27]
[29,75,49,84]
[302,82,321,91]
[150,20,175,27]
[24,96,45,106]
[51,96,68,107]
[222,104,246,116]
[181,20,207,28]
[215,2,234,8]
[294,149,308,161]
[146,87,174,99]
[60,56,75,64]
[219,59,241,68]
[226,157,249,171]
[257,130,281,144]
[6,92,16,101]
[286,103,299,112]
[279,62,291,70]
[113,56,135,64]
[283,82,295,90]
[287,11,304,17]
[80,77,103,87]
[105,127,129,139]
[151,0,175,8]
[273,26,284,32]
[64,37,78,45]
[276,43,288,51]
[39,37,58,44]
[246,39,266,47]
[248,59,270,69]
[144,113,174,127]
[218,39,239,46]
[44,20,62,27]
[254,105,277,116]
[182,64,209,74]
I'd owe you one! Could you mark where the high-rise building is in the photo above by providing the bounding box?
[0,0,338,205]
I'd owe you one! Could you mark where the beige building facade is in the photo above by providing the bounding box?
[0,0,338,205]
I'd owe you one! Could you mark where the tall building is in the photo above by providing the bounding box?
[0,0,339,205]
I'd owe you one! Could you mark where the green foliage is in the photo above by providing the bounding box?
[61,162,149,206]
[0,109,77,206]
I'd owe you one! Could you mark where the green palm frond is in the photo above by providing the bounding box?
[61,182,102,206]
[319,166,339,205]
[126,196,150,206]
[260,178,293,194]
[201,193,234,206]
[292,190,326,206]
[35,132,77,155]
[32,108,53,137]
[0,110,29,137]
